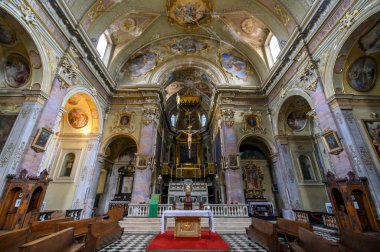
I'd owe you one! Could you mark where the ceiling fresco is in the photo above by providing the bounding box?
[166,0,214,29]
[117,36,258,87]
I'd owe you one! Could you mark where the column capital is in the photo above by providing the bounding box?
[23,90,49,104]
[274,135,288,144]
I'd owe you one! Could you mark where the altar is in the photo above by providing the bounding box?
[161,210,214,238]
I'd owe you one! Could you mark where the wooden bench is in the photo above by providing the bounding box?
[30,217,73,239]
[104,208,124,221]
[0,228,30,252]
[56,217,99,242]
[289,227,339,252]
[85,219,124,252]
[339,228,380,252]
[276,218,313,241]
[245,217,279,252]
[18,227,84,252]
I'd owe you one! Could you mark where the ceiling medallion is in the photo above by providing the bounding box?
[120,17,137,33]
[166,0,214,29]
[240,18,256,34]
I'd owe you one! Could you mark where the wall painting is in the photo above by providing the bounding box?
[347,56,376,92]
[220,53,249,79]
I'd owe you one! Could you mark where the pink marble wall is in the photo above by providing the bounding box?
[18,78,65,175]
[308,80,353,177]
[222,124,245,203]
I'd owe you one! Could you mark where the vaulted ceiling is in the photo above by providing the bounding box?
[62,0,311,89]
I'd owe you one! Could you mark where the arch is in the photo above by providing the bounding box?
[99,133,139,156]
[273,89,313,136]
[0,5,53,95]
[323,2,380,99]
[61,86,104,134]
[238,134,277,156]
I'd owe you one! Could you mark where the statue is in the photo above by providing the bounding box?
[179,125,200,158]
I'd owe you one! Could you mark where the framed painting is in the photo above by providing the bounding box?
[346,56,376,92]
[362,120,380,160]
[322,130,343,154]
[136,154,149,168]
[244,114,260,129]
[117,113,131,127]
[31,127,53,152]
[228,154,239,169]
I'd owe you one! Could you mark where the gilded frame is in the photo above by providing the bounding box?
[31,127,53,152]
[322,130,343,154]
[361,119,380,162]
[228,154,240,169]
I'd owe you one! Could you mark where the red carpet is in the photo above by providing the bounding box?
[146,231,231,251]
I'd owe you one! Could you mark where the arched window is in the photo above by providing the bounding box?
[170,114,176,126]
[201,114,206,127]
[96,33,108,60]
[60,153,75,177]
[266,34,281,68]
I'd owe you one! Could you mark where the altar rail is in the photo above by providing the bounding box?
[127,204,248,217]
[127,204,173,217]
[204,204,249,217]
[293,209,338,229]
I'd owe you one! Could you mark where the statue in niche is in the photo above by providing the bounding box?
[60,153,75,177]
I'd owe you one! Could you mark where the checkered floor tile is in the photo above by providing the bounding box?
[99,233,268,252]
[98,230,338,251]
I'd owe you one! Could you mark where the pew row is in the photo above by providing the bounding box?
[289,227,339,252]
[18,227,84,252]
[104,208,124,221]
[276,218,313,241]
[0,227,30,252]
[85,219,124,252]
[30,217,73,239]
[245,217,279,252]
[339,228,380,252]
[56,217,100,241]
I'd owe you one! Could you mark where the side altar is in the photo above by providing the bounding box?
[161,210,214,238]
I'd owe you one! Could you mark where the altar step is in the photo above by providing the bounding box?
[120,217,251,234]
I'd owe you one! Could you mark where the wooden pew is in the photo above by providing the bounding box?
[339,228,380,252]
[29,217,73,239]
[56,217,99,242]
[85,219,124,252]
[18,227,84,252]
[0,228,30,252]
[289,227,339,252]
[276,218,313,241]
[104,208,124,221]
[245,217,279,252]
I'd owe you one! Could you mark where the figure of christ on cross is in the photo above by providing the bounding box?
[179,125,200,159]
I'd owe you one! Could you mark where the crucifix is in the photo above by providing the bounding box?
[178,113,200,159]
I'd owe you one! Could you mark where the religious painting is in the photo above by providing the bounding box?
[347,56,376,92]
[136,154,149,167]
[322,130,343,154]
[119,114,130,127]
[124,51,158,78]
[245,114,259,129]
[121,176,133,194]
[67,94,82,105]
[171,37,207,54]
[5,53,31,88]
[244,163,264,198]
[362,120,380,160]
[31,127,53,152]
[0,115,17,153]
[287,110,307,131]
[166,0,213,28]
[0,20,16,45]
[359,21,380,54]
[228,154,239,169]
[68,108,89,129]
[298,155,313,181]
[220,53,248,79]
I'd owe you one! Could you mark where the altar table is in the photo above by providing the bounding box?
[161,210,215,237]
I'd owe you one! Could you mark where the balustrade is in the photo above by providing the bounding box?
[204,204,249,217]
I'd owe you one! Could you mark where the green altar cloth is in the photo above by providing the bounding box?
[149,194,160,218]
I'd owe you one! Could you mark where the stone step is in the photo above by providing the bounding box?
[120,217,250,234]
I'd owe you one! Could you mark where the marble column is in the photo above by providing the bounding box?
[131,119,157,203]
[333,107,380,215]
[306,79,353,177]
[275,136,303,215]
[0,95,45,193]
[270,154,285,212]
[72,138,102,218]
[221,124,245,203]
[85,154,105,215]
[18,78,66,175]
